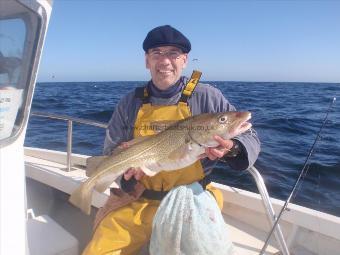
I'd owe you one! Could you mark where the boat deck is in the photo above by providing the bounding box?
[25,147,340,255]
[25,148,280,254]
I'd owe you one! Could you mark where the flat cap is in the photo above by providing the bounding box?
[143,25,191,53]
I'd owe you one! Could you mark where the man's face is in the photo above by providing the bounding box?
[145,46,188,90]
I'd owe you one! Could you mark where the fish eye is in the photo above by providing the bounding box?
[219,116,228,123]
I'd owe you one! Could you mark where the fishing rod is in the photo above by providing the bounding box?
[259,97,336,255]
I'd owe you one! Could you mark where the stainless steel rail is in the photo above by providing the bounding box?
[248,166,290,255]
[30,111,108,171]
[31,111,108,128]
[30,111,290,254]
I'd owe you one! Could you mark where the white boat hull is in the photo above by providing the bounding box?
[24,147,340,255]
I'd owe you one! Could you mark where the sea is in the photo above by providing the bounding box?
[25,81,340,217]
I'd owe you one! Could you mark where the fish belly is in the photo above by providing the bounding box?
[144,143,204,173]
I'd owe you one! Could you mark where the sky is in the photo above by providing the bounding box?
[37,0,340,83]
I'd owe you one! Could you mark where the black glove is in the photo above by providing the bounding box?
[224,139,242,158]
[120,176,138,193]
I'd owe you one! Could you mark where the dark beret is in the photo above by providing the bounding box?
[143,25,191,53]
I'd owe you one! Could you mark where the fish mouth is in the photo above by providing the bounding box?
[232,112,252,134]
[240,121,252,132]
[240,112,252,130]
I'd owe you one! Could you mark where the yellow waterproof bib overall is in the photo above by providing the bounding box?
[83,71,223,255]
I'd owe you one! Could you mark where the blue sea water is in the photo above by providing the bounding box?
[25,81,340,217]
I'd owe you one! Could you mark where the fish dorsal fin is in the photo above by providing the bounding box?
[110,147,126,157]
[86,155,108,177]
[150,120,178,133]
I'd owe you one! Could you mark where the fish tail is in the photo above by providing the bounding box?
[69,181,93,215]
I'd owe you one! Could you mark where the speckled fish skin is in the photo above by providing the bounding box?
[69,111,251,214]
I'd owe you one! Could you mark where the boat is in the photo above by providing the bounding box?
[1,1,340,254]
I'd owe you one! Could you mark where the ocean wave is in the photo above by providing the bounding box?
[78,110,113,123]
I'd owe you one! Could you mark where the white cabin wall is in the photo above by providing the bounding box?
[0,133,26,254]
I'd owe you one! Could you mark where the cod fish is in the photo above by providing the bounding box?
[69,111,252,214]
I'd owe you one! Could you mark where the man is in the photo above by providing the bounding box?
[83,25,260,255]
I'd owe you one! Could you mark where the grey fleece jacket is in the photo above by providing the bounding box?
[103,77,260,174]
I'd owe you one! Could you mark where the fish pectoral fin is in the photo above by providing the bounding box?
[167,144,191,160]
[86,156,108,177]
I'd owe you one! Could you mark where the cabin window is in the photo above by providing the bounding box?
[0,0,40,145]
[0,18,25,142]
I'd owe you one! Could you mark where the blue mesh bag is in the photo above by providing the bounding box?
[149,182,234,255]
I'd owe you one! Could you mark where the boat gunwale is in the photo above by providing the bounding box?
[24,146,340,242]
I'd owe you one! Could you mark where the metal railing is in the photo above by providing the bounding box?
[248,166,290,255]
[30,111,108,171]
[29,111,290,254]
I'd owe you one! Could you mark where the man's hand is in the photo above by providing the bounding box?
[200,135,235,161]
[123,167,145,181]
